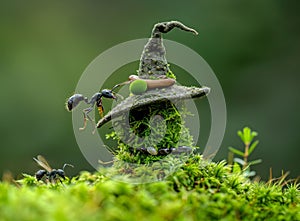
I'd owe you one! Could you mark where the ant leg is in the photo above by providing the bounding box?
[79,113,88,131]
[57,178,65,187]
[79,107,95,130]
[98,159,114,165]
[48,176,53,184]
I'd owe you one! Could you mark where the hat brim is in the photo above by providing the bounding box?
[96,85,210,128]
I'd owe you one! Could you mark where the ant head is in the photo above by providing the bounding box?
[101,89,116,99]
[56,169,65,176]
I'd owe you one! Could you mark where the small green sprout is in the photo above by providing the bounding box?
[228,127,262,177]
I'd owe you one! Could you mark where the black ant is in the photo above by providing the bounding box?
[33,155,73,184]
[66,76,174,131]
[66,87,119,131]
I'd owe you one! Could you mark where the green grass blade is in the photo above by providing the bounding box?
[228,147,244,157]
[248,140,259,155]
[248,159,262,166]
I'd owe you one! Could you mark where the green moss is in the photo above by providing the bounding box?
[107,99,195,164]
[1,154,299,221]
[166,69,176,80]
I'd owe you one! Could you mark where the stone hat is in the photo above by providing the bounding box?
[97,21,210,128]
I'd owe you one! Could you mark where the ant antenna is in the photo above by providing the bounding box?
[62,163,74,171]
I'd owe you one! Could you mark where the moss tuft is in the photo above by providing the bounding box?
[1,154,299,221]
[107,99,195,164]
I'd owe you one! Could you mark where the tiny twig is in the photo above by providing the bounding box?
[98,159,114,165]
[269,167,273,182]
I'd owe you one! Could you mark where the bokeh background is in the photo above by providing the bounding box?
[0,0,299,180]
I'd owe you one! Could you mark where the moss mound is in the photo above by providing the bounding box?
[107,99,195,164]
[1,154,299,221]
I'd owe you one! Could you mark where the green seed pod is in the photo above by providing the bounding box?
[129,79,148,95]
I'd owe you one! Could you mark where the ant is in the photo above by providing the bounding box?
[66,87,119,131]
[33,155,73,184]
[66,75,174,131]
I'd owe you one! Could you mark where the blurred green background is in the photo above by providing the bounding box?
[0,0,299,180]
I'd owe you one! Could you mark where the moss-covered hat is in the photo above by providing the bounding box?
[97,21,210,128]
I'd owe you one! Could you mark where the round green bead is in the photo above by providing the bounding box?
[129,79,148,95]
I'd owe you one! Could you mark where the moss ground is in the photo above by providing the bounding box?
[0,154,299,221]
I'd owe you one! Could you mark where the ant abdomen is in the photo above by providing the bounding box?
[66,94,87,111]
[35,169,48,181]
